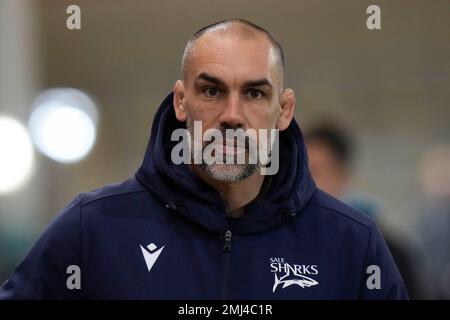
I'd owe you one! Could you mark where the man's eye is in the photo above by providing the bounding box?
[245,89,265,99]
[203,87,221,98]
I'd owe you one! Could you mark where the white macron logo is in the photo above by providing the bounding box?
[140,243,165,272]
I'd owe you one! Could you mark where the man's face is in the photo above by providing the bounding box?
[174,31,289,182]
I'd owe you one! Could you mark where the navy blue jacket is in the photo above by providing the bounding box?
[0,93,408,299]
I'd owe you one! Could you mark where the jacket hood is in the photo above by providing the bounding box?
[135,92,316,235]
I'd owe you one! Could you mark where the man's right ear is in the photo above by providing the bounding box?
[173,80,187,122]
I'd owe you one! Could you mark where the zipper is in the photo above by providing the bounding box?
[221,229,233,299]
[223,230,232,251]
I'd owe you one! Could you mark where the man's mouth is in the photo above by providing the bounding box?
[206,139,247,156]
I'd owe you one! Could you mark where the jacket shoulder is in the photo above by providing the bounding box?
[78,177,148,208]
[308,188,375,230]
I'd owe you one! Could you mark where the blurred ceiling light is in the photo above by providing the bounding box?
[29,88,99,164]
[0,116,35,194]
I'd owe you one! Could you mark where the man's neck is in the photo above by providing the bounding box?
[192,165,265,218]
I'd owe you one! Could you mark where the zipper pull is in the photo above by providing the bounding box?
[223,230,232,252]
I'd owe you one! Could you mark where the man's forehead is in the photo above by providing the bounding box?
[186,32,278,84]
[194,29,273,59]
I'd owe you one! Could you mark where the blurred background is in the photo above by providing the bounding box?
[0,0,449,299]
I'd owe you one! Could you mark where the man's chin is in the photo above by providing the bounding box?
[201,163,258,183]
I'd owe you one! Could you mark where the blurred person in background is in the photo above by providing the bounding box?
[305,123,423,298]
[416,145,450,299]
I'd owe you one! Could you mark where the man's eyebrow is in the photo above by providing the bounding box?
[196,72,273,89]
[196,72,225,86]
[242,78,273,89]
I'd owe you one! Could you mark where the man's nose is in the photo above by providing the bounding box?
[217,93,245,128]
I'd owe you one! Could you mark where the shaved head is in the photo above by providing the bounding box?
[181,19,285,89]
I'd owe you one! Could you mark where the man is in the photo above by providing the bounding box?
[0,19,407,299]
[305,123,380,216]
[305,123,420,298]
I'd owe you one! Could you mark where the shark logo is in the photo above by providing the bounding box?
[140,243,165,272]
[270,257,319,292]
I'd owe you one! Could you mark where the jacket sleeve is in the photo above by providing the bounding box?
[0,196,82,300]
[359,222,409,299]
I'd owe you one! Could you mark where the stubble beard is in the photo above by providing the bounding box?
[186,119,258,183]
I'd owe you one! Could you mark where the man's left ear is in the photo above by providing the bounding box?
[276,88,295,131]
